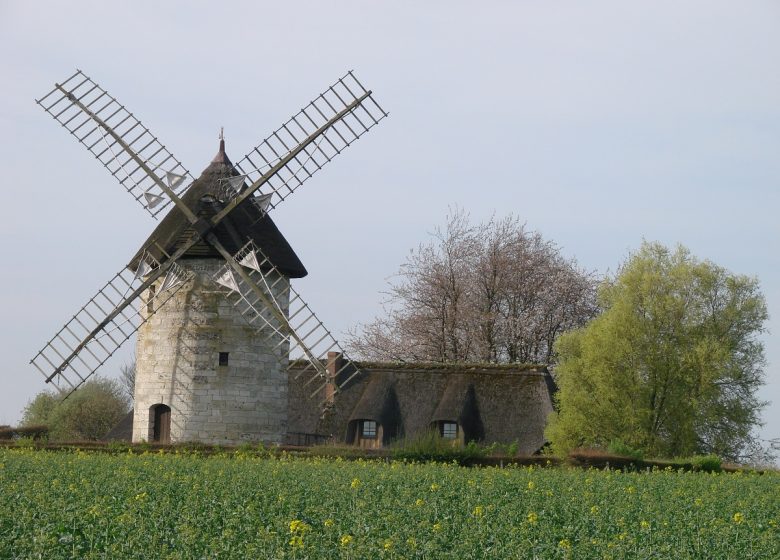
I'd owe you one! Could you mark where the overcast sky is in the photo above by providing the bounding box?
[0,1,777,449]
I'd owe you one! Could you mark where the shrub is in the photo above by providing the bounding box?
[21,377,128,441]
[689,454,722,473]
[391,430,485,464]
[0,425,49,441]
[607,439,644,461]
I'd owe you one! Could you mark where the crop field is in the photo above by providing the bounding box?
[0,449,777,559]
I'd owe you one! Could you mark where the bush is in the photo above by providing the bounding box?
[689,454,722,473]
[21,377,129,441]
[485,441,521,457]
[391,430,485,464]
[0,425,49,441]
[607,439,644,461]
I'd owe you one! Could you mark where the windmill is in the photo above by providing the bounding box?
[30,69,387,444]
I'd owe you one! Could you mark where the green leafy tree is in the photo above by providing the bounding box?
[546,242,768,461]
[21,377,130,441]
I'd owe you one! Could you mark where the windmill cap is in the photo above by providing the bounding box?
[211,133,232,165]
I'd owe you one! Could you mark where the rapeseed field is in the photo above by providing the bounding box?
[0,448,777,558]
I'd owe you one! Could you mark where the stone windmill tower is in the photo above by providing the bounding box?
[131,137,307,444]
[30,70,387,444]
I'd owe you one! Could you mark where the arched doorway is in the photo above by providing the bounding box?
[150,404,171,443]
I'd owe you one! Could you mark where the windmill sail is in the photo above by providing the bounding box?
[32,69,387,406]
[30,257,193,396]
[232,71,388,214]
[36,70,192,218]
[213,241,363,400]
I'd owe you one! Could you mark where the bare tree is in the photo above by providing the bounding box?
[348,209,598,364]
[119,360,136,403]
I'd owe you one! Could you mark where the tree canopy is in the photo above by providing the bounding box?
[21,377,130,441]
[545,242,768,461]
[348,209,597,364]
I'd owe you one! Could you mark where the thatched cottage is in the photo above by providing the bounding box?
[288,355,555,454]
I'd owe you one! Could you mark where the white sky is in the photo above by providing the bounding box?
[0,1,777,449]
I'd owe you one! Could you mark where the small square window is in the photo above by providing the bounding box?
[442,422,458,439]
[362,420,377,438]
[219,352,229,366]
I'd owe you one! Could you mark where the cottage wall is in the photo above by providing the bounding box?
[133,258,289,444]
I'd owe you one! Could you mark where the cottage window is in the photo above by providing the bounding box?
[219,352,229,366]
[442,422,458,439]
[362,420,377,438]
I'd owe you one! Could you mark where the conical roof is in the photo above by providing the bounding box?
[131,140,307,278]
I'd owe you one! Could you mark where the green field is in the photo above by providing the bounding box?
[0,448,777,559]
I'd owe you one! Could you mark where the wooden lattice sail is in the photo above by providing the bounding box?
[31,69,387,405]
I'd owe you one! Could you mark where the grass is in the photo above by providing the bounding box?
[0,448,777,559]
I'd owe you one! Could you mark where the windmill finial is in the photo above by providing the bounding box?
[213,126,229,163]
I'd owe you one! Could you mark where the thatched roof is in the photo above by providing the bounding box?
[103,409,134,441]
[431,375,471,423]
[289,362,556,453]
[349,377,398,425]
[131,140,307,278]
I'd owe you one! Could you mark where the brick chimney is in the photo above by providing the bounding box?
[324,351,343,406]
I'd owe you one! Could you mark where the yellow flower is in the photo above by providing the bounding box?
[590,506,600,515]
[768,519,777,528]
[694,498,703,507]
[289,519,309,534]
[558,539,572,549]
[625,486,636,494]
[340,535,353,547]
[383,539,393,550]
[133,492,147,501]
[350,478,361,489]
[430,483,440,491]
[527,511,538,524]
[640,520,650,530]
[473,505,484,517]
[288,535,304,549]
[733,512,744,524]
[527,481,535,490]
[432,522,442,532]
[415,498,425,507]
[324,518,334,528]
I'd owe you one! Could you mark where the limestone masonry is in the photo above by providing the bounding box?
[133,259,290,444]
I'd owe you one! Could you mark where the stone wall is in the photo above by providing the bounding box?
[133,258,289,444]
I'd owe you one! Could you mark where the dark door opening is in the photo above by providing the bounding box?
[152,404,171,443]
